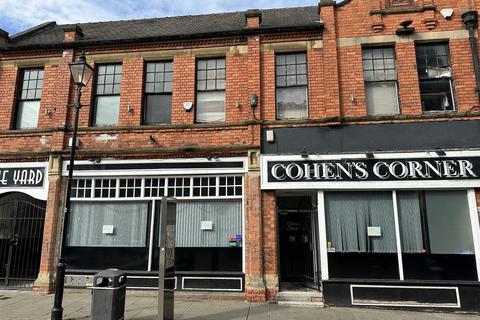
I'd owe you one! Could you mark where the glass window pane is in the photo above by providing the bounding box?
[196,91,225,122]
[16,100,40,129]
[216,59,225,69]
[276,76,286,87]
[145,94,172,124]
[324,191,399,279]
[276,55,286,66]
[164,81,172,92]
[197,60,206,70]
[425,191,474,254]
[197,70,206,80]
[94,96,120,126]
[146,63,155,73]
[67,202,148,247]
[277,86,308,120]
[420,79,454,112]
[216,79,225,90]
[365,82,398,115]
[398,191,477,281]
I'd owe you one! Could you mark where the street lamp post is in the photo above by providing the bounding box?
[51,52,93,320]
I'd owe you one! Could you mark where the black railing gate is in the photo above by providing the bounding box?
[0,193,46,289]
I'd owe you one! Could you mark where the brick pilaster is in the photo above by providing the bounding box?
[244,150,266,302]
[319,2,341,118]
[262,191,278,301]
[33,155,64,294]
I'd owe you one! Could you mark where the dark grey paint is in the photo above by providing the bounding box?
[261,120,480,154]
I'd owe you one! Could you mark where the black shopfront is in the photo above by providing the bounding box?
[261,120,480,312]
[62,158,246,292]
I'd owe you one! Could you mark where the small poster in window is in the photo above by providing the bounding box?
[367,226,382,237]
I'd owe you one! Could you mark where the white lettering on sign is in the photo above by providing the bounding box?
[0,170,8,185]
[269,159,479,182]
[0,168,44,187]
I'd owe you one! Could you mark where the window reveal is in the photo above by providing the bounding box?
[144,61,173,124]
[415,43,455,112]
[276,53,308,120]
[15,68,44,129]
[362,47,399,115]
[196,58,226,122]
[93,64,122,126]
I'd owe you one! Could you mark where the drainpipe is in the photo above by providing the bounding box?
[462,9,480,103]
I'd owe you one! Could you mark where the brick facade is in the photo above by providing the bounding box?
[0,0,480,302]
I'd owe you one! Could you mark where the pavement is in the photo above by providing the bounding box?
[1,290,479,320]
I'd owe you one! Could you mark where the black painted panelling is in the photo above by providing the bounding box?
[352,286,458,305]
[262,120,480,154]
[323,280,480,312]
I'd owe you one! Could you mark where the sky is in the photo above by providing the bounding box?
[0,0,341,35]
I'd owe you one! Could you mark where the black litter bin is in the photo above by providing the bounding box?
[91,269,127,320]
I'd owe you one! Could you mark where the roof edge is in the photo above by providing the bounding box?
[10,21,57,41]
[0,27,9,39]
[4,23,324,52]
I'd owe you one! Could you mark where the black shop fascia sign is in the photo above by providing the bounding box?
[267,157,480,183]
[0,167,45,187]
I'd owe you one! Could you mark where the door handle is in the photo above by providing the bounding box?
[8,238,18,246]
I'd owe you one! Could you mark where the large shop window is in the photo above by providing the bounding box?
[324,190,478,281]
[15,68,44,129]
[175,199,243,272]
[362,47,399,115]
[415,43,455,112]
[325,192,399,279]
[67,202,148,247]
[144,61,173,124]
[196,58,226,123]
[276,53,308,120]
[93,64,122,126]
[397,191,477,281]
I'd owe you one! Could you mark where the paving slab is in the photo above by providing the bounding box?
[1,290,479,320]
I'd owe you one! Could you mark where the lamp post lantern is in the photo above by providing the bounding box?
[51,51,93,320]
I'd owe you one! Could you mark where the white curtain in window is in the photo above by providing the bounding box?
[95,96,120,126]
[175,199,242,248]
[277,87,308,119]
[16,101,40,129]
[196,91,225,122]
[397,191,423,253]
[325,192,397,253]
[365,82,398,116]
[68,202,148,247]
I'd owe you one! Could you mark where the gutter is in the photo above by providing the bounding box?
[462,9,480,103]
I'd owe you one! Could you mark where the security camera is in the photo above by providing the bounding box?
[440,8,454,20]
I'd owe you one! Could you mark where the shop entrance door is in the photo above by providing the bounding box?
[0,193,46,289]
[278,196,320,291]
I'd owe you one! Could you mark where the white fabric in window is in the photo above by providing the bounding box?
[365,82,398,116]
[94,96,120,126]
[325,192,397,253]
[175,200,242,248]
[277,86,308,120]
[397,191,424,253]
[196,91,225,122]
[16,100,40,129]
[68,202,148,247]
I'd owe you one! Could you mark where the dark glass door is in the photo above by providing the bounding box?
[278,196,319,290]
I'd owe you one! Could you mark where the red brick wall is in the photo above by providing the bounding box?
[119,58,144,126]
[0,66,18,130]
[172,55,196,124]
